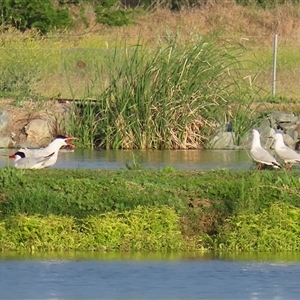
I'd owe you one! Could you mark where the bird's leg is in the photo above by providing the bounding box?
[257,163,262,170]
[285,162,291,170]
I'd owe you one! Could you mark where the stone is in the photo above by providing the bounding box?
[282,132,296,149]
[209,132,237,149]
[17,141,40,149]
[0,110,9,132]
[24,119,53,146]
[269,111,297,123]
[0,134,12,148]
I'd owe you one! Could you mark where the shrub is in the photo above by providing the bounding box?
[217,202,300,252]
[1,207,185,251]
[1,0,73,33]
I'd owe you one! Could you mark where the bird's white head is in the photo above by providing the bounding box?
[273,132,284,141]
[251,129,261,147]
[49,135,77,151]
[269,132,285,146]
[252,129,260,137]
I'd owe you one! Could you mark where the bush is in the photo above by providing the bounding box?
[1,0,73,33]
[95,7,133,26]
[1,207,184,251]
[217,202,300,251]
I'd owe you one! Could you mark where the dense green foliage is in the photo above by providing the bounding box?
[0,0,134,33]
[1,167,300,252]
[2,0,299,33]
[0,207,183,251]
[0,0,73,33]
[218,202,300,251]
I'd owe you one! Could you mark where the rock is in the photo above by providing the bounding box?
[282,132,296,149]
[17,141,40,149]
[0,110,9,132]
[269,111,297,123]
[0,134,12,148]
[209,132,242,150]
[25,119,53,146]
[255,124,275,149]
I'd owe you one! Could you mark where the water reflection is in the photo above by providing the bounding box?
[2,251,300,262]
[1,149,253,170]
[1,252,300,300]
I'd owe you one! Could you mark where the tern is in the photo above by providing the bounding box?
[270,132,300,170]
[10,151,55,169]
[250,129,281,170]
[9,135,77,168]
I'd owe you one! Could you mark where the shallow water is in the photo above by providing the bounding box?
[1,149,254,170]
[1,252,300,300]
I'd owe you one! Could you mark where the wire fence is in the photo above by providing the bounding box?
[0,34,300,100]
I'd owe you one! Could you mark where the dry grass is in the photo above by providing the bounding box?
[67,3,300,46]
[2,2,300,100]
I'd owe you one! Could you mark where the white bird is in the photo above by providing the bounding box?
[250,129,281,170]
[9,135,77,168]
[10,151,55,169]
[271,132,300,170]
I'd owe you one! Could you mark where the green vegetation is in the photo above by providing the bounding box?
[2,0,299,35]
[218,202,300,252]
[1,206,183,251]
[66,35,259,149]
[2,3,300,149]
[2,2,300,253]
[0,0,73,33]
[1,167,300,252]
[0,0,133,32]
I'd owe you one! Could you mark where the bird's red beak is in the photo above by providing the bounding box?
[66,136,78,148]
[9,154,15,159]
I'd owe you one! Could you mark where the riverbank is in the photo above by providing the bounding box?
[1,168,299,252]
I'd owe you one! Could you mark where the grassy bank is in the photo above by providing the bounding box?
[2,5,300,149]
[1,167,300,252]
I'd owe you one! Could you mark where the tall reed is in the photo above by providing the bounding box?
[70,34,255,149]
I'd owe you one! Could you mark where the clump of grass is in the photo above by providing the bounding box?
[70,34,256,149]
[79,206,184,251]
[1,206,186,252]
[217,202,300,252]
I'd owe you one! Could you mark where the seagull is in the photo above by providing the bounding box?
[10,151,55,169]
[9,135,77,168]
[270,132,300,170]
[250,129,281,170]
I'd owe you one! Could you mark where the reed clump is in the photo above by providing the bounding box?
[69,35,258,149]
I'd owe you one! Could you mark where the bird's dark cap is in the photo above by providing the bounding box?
[56,135,68,139]
[14,151,26,158]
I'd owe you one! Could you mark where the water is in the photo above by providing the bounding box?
[0,149,254,170]
[1,150,294,299]
[1,252,300,299]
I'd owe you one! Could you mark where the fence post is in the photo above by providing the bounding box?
[272,34,278,97]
